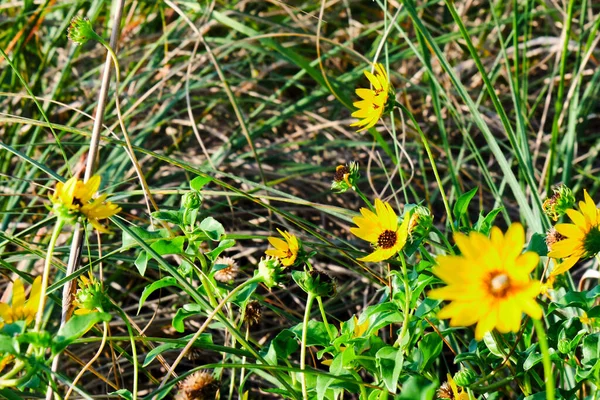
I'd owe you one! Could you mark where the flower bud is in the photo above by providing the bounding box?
[292,268,336,297]
[73,273,108,315]
[452,368,477,387]
[331,161,359,193]
[67,16,101,46]
[255,257,285,289]
[404,204,433,240]
[543,185,575,221]
[558,338,571,354]
[182,191,203,210]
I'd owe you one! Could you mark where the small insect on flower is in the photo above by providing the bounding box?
[0,277,41,329]
[175,370,219,400]
[50,175,121,233]
[548,190,600,277]
[350,63,395,132]
[350,199,410,262]
[429,223,542,340]
[213,257,239,283]
[265,229,300,267]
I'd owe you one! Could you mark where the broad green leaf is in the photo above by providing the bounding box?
[199,217,225,241]
[396,376,437,400]
[452,187,478,220]
[190,175,212,191]
[172,304,203,333]
[122,227,166,249]
[151,236,186,255]
[138,277,182,314]
[417,333,443,372]
[289,320,337,347]
[526,233,548,257]
[151,210,182,225]
[0,335,18,355]
[134,250,149,276]
[109,389,133,400]
[207,239,236,261]
[53,312,112,354]
[376,346,404,393]
[143,333,212,367]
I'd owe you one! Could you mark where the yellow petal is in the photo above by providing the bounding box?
[12,279,25,311]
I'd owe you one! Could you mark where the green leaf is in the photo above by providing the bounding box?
[527,233,548,257]
[0,335,19,355]
[151,236,186,255]
[172,304,203,332]
[417,333,443,372]
[360,303,404,335]
[109,389,133,400]
[474,207,503,234]
[207,239,236,261]
[289,320,336,347]
[122,227,165,249]
[453,187,478,220]
[143,333,212,367]
[264,329,299,364]
[396,376,437,400]
[134,251,149,276]
[52,312,112,354]
[199,217,225,241]
[138,277,182,314]
[376,346,404,393]
[190,175,212,191]
[151,210,182,225]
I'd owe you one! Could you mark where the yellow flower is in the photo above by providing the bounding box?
[0,277,42,328]
[548,190,600,277]
[50,175,121,233]
[265,229,299,267]
[429,224,542,340]
[350,63,393,132]
[350,199,410,262]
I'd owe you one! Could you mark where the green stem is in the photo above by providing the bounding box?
[301,293,316,400]
[116,308,138,400]
[158,277,262,389]
[395,253,412,349]
[316,296,335,341]
[395,103,454,230]
[354,186,374,211]
[533,319,555,400]
[34,218,66,332]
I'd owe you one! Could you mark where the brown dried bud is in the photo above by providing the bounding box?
[244,300,262,327]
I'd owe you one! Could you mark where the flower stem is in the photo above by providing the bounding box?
[395,253,412,349]
[301,293,315,400]
[316,296,335,341]
[395,102,454,230]
[533,318,555,400]
[354,186,374,211]
[34,218,65,332]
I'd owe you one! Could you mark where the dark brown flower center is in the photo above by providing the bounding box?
[377,230,397,249]
[488,272,511,298]
[334,165,350,182]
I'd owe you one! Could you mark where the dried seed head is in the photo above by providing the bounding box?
[176,371,218,400]
[436,382,453,399]
[545,227,565,252]
[214,257,239,283]
[244,300,263,327]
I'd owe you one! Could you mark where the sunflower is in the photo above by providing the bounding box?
[265,229,300,267]
[350,63,394,132]
[0,277,42,328]
[50,175,121,233]
[548,190,600,277]
[429,223,542,340]
[350,199,410,262]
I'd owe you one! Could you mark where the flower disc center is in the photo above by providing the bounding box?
[377,230,397,249]
[488,273,511,297]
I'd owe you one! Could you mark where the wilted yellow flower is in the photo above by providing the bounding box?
[350,199,410,262]
[350,63,394,132]
[265,229,299,267]
[548,190,600,277]
[50,175,121,233]
[429,224,542,340]
[0,277,41,328]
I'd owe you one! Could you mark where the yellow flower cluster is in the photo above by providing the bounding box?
[0,277,41,328]
[50,175,121,233]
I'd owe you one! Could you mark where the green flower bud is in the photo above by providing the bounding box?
[452,368,477,387]
[182,190,203,210]
[67,16,102,46]
[292,268,336,297]
[557,338,570,354]
[73,273,109,314]
[331,161,359,193]
[543,184,575,221]
[255,257,285,289]
[404,204,433,240]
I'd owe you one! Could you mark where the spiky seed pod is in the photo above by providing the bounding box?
[244,301,263,327]
[176,371,218,400]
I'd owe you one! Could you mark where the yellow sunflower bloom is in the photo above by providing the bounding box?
[350,199,410,262]
[350,63,394,132]
[50,175,121,233]
[265,229,299,267]
[548,190,600,277]
[0,277,42,328]
[429,223,542,340]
